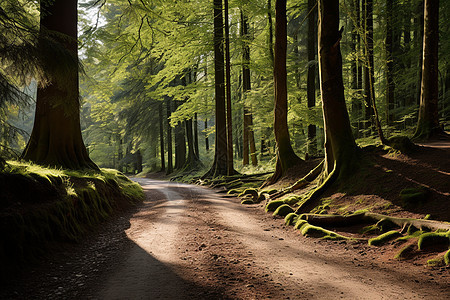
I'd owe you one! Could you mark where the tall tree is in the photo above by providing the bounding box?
[362,0,375,131]
[22,0,97,169]
[241,9,258,167]
[270,0,302,182]
[224,0,235,174]
[204,0,228,177]
[159,102,165,171]
[385,0,395,125]
[166,96,173,174]
[413,0,444,139]
[306,0,317,155]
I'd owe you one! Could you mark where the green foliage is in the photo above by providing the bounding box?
[368,230,402,246]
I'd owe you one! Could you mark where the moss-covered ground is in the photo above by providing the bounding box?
[0,161,144,277]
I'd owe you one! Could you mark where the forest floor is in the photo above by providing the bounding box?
[1,157,449,299]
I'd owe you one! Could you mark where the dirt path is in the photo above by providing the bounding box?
[2,178,449,299]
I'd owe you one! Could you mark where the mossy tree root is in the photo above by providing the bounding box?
[298,212,450,233]
[294,166,338,214]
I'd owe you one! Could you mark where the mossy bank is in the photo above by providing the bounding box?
[0,161,144,277]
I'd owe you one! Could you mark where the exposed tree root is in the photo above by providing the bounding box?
[270,160,324,199]
[299,212,450,232]
[294,166,338,214]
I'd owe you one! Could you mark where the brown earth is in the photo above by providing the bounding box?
[1,175,449,299]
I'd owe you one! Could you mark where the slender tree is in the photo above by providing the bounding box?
[204,0,228,177]
[306,0,317,155]
[414,0,444,139]
[166,96,173,174]
[159,102,165,171]
[22,0,97,169]
[385,0,395,125]
[270,0,302,183]
[224,0,235,174]
[241,9,258,167]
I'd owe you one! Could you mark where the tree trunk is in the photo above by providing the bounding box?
[307,0,317,156]
[166,97,173,174]
[224,0,235,175]
[22,0,97,170]
[205,118,209,151]
[183,118,201,169]
[194,113,199,159]
[272,0,302,178]
[385,0,395,126]
[414,0,443,139]
[318,0,358,180]
[241,10,258,167]
[204,0,228,177]
[362,0,375,131]
[159,102,165,171]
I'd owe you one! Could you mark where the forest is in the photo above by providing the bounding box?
[1,0,449,298]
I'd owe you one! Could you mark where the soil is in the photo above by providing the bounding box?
[2,174,449,299]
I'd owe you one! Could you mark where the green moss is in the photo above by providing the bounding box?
[427,256,446,267]
[399,187,429,208]
[273,204,294,217]
[283,195,301,205]
[375,218,399,232]
[386,136,416,154]
[261,189,278,195]
[294,219,309,230]
[444,250,450,265]
[368,230,402,246]
[238,188,258,198]
[417,232,450,250]
[265,200,285,212]
[300,224,349,240]
[284,213,299,226]
[394,244,417,260]
[397,230,425,241]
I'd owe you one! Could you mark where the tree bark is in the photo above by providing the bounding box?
[159,102,165,171]
[241,10,258,167]
[194,113,199,159]
[22,0,97,170]
[272,0,302,176]
[318,0,358,179]
[166,97,173,174]
[307,0,317,156]
[385,0,395,126]
[414,0,443,139]
[204,0,228,177]
[362,0,375,131]
[224,0,235,175]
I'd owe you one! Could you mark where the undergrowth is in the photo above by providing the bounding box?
[0,161,144,277]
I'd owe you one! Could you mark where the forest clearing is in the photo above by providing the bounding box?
[1,0,450,298]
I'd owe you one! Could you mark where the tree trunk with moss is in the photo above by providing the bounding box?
[413,0,444,140]
[22,0,97,170]
[271,0,302,182]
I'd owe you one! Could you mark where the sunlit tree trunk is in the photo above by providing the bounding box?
[414,0,443,139]
[271,0,302,181]
[22,0,97,170]
[204,0,228,177]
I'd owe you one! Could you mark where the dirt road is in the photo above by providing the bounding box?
[3,178,449,299]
